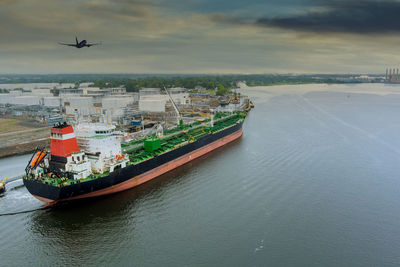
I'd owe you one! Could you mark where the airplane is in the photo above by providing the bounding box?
[59,37,101,48]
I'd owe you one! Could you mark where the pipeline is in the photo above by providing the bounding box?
[0,206,50,216]
[4,173,24,184]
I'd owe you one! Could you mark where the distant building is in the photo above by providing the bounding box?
[0,83,138,122]
[79,82,94,88]
[138,92,190,112]
[168,87,186,94]
[102,95,135,117]
[139,88,161,97]
[44,97,62,107]
[59,88,83,97]
[31,88,52,95]
[109,87,126,94]
[12,96,41,106]
[139,95,168,112]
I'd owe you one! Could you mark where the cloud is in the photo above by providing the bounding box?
[254,0,400,34]
[1,0,400,74]
[0,0,20,4]
[0,0,173,46]
[211,0,400,35]
[81,0,158,20]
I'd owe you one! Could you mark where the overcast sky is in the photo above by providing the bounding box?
[1,0,400,74]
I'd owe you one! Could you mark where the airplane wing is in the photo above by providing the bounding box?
[86,42,102,47]
[58,43,76,47]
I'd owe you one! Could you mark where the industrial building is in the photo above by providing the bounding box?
[385,68,400,83]
[0,84,205,128]
[138,87,190,112]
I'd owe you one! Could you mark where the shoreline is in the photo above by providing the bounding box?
[0,138,49,159]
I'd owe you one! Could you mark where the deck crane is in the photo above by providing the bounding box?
[164,86,183,127]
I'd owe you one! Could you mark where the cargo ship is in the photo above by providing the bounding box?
[23,111,247,203]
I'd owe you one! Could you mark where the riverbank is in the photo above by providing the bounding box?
[0,138,49,158]
[0,118,50,158]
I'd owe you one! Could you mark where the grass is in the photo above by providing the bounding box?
[0,118,32,134]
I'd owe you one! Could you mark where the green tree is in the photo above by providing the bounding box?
[216,84,229,96]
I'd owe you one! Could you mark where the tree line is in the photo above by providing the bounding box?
[0,74,366,96]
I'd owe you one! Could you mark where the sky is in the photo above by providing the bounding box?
[1,0,400,74]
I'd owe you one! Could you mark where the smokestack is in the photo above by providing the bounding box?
[386,68,388,80]
[50,124,79,158]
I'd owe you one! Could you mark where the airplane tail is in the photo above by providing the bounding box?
[75,36,78,45]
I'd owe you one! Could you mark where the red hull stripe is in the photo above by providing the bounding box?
[34,128,243,203]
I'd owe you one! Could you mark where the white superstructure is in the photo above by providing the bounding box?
[75,123,128,174]
[64,151,92,179]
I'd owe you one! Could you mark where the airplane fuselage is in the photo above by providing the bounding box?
[76,40,87,48]
[59,37,100,48]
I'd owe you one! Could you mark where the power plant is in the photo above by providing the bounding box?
[385,68,400,83]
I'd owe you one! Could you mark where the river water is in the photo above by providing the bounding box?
[1,83,400,266]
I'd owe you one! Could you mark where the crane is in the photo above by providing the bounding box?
[164,87,183,126]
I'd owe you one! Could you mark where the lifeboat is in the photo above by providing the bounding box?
[30,151,47,169]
